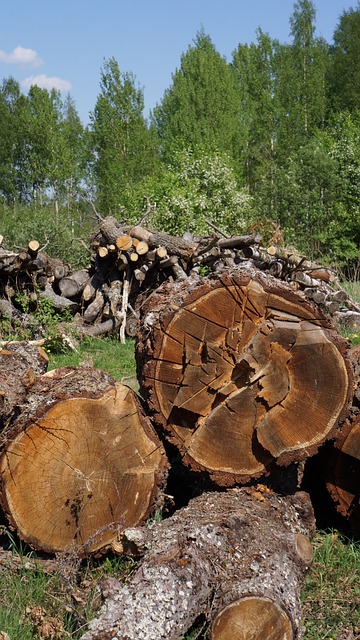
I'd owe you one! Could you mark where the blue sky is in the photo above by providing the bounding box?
[0,0,357,126]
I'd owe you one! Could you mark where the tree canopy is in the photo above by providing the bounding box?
[0,2,359,274]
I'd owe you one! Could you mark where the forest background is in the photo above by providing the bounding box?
[0,0,359,278]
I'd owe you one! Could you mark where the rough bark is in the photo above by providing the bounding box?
[0,342,49,423]
[81,487,315,640]
[326,414,360,533]
[58,269,90,299]
[137,266,352,486]
[0,367,168,554]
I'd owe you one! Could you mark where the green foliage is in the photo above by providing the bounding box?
[328,2,360,113]
[90,57,159,215]
[0,203,91,268]
[151,30,243,166]
[0,289,75,349]
[124,148,254,237]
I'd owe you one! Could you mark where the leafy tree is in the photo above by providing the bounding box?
[25,85,63,206]
[123,148,254,237]
[232,29,279,194]
[276,0,328,155]
[327,2,360,113]
[90,57,158,215]
[0,78,30,204]
[151,30,243,167]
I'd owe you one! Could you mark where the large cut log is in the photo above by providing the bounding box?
[324,345,360,532]
[137,266,352,486]
[325,414,360,533]
[81,486,315,640]
[0,367,168,554]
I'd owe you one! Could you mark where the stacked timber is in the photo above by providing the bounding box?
[0,256,358,637]
[0,220,359,345]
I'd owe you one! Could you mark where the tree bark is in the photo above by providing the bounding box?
[137,266,352,486]
[0,342,49,424]
[0,367,168,554]
[326,414,360,533]
[81,487,315,640]
[58,269,90,299]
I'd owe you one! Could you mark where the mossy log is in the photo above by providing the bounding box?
[0,366,168,554]
[81,486,315,640]
[137,266,352,486]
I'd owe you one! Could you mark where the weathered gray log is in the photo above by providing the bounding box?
[0,342,48,426]
[58,269,90,299]
[83,290,105,323]
[81,487,315,640]
[40,283,78,313]
[79,317,122,338]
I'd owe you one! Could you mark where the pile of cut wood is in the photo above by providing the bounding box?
[0,219,359,347]
[0,223,359,640]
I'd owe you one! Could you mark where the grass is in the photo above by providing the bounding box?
[0,528,358,639]
[302,532,360,640]
[48,335,138,385]
[341,278,360,304]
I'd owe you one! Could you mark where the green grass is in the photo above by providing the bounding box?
[341,278,360,304]
[48,335,137,385]
[302,532,360,639]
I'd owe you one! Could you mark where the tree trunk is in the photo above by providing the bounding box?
[81,487,315,640]
[137,266,352,486]
[0,367,168,554]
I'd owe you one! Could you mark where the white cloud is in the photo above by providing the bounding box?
[22,74,72,93]
[0,46,43,66]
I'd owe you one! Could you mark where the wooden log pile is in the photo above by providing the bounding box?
[0,220,359,346]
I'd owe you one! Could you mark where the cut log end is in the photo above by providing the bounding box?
[211,597,293,640]
[0,373,168,554]
[138,268,352,486]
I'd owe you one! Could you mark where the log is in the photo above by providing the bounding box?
[83,290,105,323]
[81,487,315,640]
[137,266,352,486]
[129,225,195,260]
[326,414,360,533]
[0,368,168,554]
[58,269,90,299]
[40,283,78,313]
[325,344,360,532]
[27,239,40,257]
